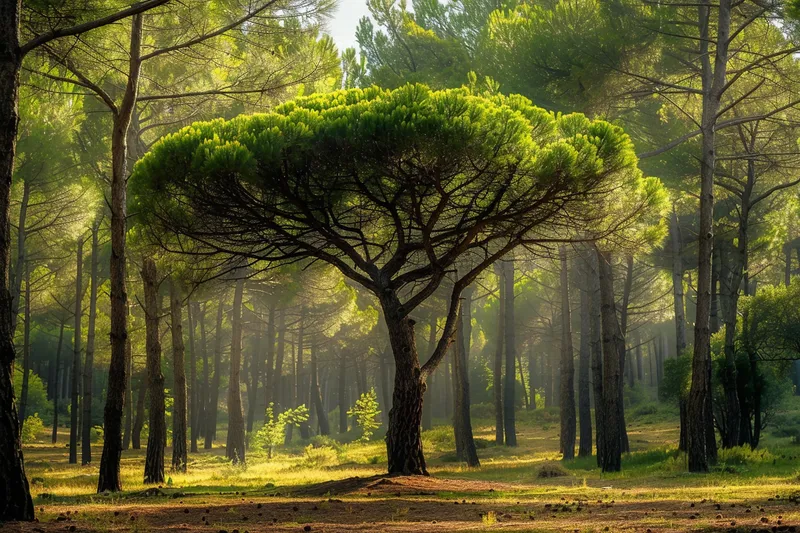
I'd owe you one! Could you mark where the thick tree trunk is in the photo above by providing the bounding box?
[503,259,517,446]
[98,14,143,493]
[578,252,592,458]
[310,338,329,436]
[69,236,84,465]
[82,224,99,465]
[453,289,479,467]
[226,279,246,464]
[169,278,188,473]
[559,247,576,459]
[142,257,165,484]
[596,247,623,472]
[186,302,198,452]
[52,322,65,444]
[18,264,29,425]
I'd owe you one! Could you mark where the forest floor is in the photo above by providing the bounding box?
[7,404,800,532]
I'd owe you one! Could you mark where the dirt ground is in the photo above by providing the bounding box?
[5,475,800,533]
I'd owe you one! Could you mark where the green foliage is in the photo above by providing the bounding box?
[21,413,45,444]
[251,403,310,458]
[347,388,381,442]
[14,367,52,422]
[660,353,691,404]
[300,444,340,469]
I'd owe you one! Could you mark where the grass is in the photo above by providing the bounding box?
[11,405,800,532]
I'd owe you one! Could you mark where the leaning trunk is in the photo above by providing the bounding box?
[142,257,165,484]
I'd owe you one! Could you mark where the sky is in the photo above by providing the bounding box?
[326,0,372,52]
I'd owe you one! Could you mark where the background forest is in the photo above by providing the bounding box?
[5,0,800,531]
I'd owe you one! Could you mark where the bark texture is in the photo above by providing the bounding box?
[169,278,188,472]
[142,257,165,484]
[502,259,517,446]
[82,224,99,464]
[69,236,84,465]
[559,247,576,460]
[226,279,246,464]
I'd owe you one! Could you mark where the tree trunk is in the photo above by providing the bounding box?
[310,338,329,436]
[0,9,31,519]
[493,262,504,445]
[10,180,28,335]
[671,210,687,354]
[246,325,262,434]
[18,263,30,425]
[205,301,221,448]
[578,251,592,458]
[187,302,198,452]
[132,371,146,450]
[296,306,310,439]
[687,0,730,473]
[635,333,643,382]
[70,236,84,465]
[142,257,165,484]
[123,299,133,450]
[503,259,517,446]
[422,315,436,430]
[169,278,187,473]
[263,301,276,407]
[528,339,537,410]
[226,279,246,464]
[338,350,348,433]
[273,308,285,410]
[98,13,143,493]
[52,322,65,444]
[596,247,623,472]
[559,247,576,460]
[452,297,480,467]
[82,223,99,464]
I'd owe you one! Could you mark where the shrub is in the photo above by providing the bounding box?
[537,462,569,478]
[90,426,104,444]
[251,403,309,458]
[309,435,342,452]
[21,414,44,444]
[301,444,339,469]
[347,388,381,442]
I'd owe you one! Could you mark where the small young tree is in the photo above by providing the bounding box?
[132,84,662,475]
[348,389,382,442]
[253,403,309,459]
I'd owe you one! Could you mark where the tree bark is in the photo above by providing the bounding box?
[132,371,146,450]
[453,287,479,466]
[422,315,436,430]
[98,13,143,493]
[205,301,221,447]
[295,306,310,439]
[503,259,517,446]
[263,301,276,408]
[671,210,687,354]
[10,180,28,335]
[559,247,576,460]
[527,339,537,410]
[273,308,285,410]
[82,223,99,464]
[246,325,262,434]
[70,236,84,465]
[596,247,623,472]
[142,257,165,484]
[493,262,504,445]
[226,279,246,464]
[122,299,133,450]
[169,278,188,473]
[338,349,348,433]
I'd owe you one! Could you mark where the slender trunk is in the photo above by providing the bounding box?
[710,245,720,334]
[503,259,517,446]
[142,257,165,484]
[635,333,643,382]
[198,303,209,440]
[338,350,348,433]
[493,262,504,444]
[296,306,310,439]
[452,297,479,467]
[528,339,537,410]
[263,301,276,408]
[596,247,623,472]
[559,247,576,459]
[51,322,65,444]
[205,302,221,448]
[226,279,246,464]
[273,308,285,410]
[246,325,262,434]
[132,371,146,450]
[82,224,99,464]
[169,278,187,473]
[422,315,436,430]
[578,251,592,458]
[69,236,84,465]
[187,302,198,452]
[98,13,143,493]
[10,180,28,334]
[688,0,729,473]
[18,263,29,425]
[122,297,132,450]
[671,210,687,354]
[310,338,329,435]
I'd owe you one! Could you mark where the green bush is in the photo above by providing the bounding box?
[21,413,44,444]
[14,369,52,421]
[300,444,339,469]
[347,388,381,442]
